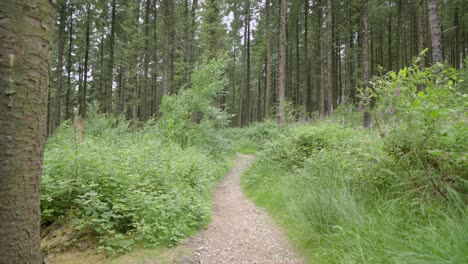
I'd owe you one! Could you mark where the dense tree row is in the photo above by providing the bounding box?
[47,0,467,131]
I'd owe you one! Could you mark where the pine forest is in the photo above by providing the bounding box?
[0,0,467,263]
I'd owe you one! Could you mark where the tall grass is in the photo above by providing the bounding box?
[242,123,468,263]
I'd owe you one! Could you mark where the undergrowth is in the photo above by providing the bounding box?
[41,60,233,255]
[242,62,467,263]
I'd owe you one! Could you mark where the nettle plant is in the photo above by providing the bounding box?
[370,57,467,204]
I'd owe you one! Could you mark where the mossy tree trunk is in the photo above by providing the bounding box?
[0,0,54,262]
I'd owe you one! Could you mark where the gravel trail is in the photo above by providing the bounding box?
[183,154,304,264]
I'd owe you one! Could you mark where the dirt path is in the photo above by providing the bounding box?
[183,154,304,264]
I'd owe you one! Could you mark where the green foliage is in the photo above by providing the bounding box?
[158,59,229,150]
[243,122,468,263]
[220,120,279,154]
[42,61,233,254]
[42,117,229,254]
[369,61,468,203]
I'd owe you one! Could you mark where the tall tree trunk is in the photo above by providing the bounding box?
[453,6,460,69]
[162,0,174,95]
[397,0,403,69]
[327,0,334,115]
[55,0,67,129]
[131,0,141,123]
[278,0,287,126]
[65,4,74,121]
[79,2,91,119]
[264,0,272,118]
[427,0,443,63]
[183,0,190,86]
[417,0,426,69]
[295,15,300,108]
[304,0,311,114]
[118,66,126,114]
[99,31,105,113]
[411,0,418,59]
[256,66,262,122]
[107,0,116,114]
[348,7,356,103]
[152,0,159,116]
[190,0,199,72]
[318,5,325,119]
[232,44,237,126]
[142,0,151,121]
[362,0,371,127]
[388,13,392,70]
[0,1,54,262]
[246,5,251,124]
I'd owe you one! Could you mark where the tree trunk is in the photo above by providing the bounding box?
[162,0,174,95]
[152,0,159,116]
[55,0,67,129]
[264,0,272,118]
[318,5,325,119]
[327,0,334,115]
[453,6,460,69]
[362,0,371,128]
[304,0,311,114]
[246,4,251,124]
[278,0,287,126]
[65,4,73,121]
[427,0,443,63]
[0,1,54,262]
[397,0,403,69]
[388,13,392,70]
[142,0,151,121]
[107,0,116,114]
[79,2,91,119]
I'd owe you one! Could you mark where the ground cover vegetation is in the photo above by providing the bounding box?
[242,61,467,263]
[40,60,234,255]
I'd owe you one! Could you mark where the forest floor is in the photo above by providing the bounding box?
[44,154,304,264]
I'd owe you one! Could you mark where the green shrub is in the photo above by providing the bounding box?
[41,60,232,254]
[243,119,467,263]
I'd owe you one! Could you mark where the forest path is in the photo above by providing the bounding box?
[182,154,304,264]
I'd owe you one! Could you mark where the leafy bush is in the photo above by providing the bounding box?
[41,60,232,255]
[369,61,468,203]
[42,119,229,254]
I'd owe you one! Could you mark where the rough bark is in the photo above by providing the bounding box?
[278,0,287,126]
[427,0,443,63]
[0,1,54,262]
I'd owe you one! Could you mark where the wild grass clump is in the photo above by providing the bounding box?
[243,62,467,263]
